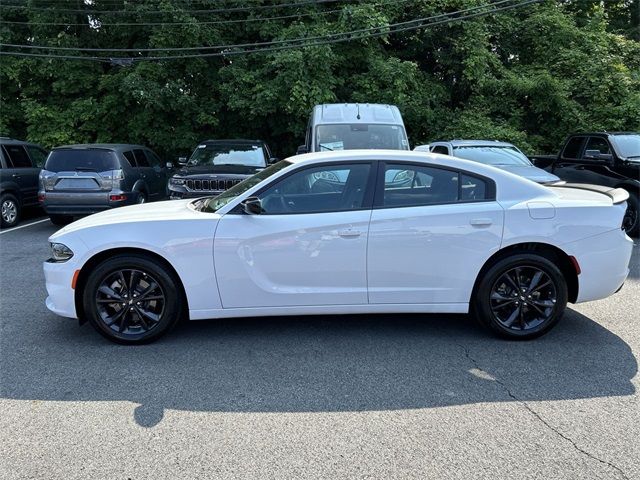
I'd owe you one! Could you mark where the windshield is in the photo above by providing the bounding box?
[201,160,292,212]
[188,143,267,168]
[44,149,119,172]
[610,134,640,158]
[452,146,532,166]
[316,124,408,151]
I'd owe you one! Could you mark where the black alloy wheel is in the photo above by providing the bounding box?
[474,253,568,340]
[83,254,183,344]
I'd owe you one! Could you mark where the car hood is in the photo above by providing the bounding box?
[175,164,263,177]
[50,199,215,239]
[495,164,560,184]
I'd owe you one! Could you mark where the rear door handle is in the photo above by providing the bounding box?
[338,229,361,238]
[470,218,492,227]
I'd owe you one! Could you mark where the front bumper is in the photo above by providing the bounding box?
[43,259,78,318]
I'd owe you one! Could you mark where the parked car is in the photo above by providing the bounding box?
[39,144,171,225]
[530,132,640,235]
[168,139,277,199]
[44,150,632,344]
[296,103,409,154]
[426,140,560,185]
[0,137,48,228]
[413,144,430,152]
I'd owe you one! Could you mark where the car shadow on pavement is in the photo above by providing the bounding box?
[1,308,636,428]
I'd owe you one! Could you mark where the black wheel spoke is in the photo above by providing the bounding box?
[527,271,544,293]
[530,279,551,294]
[503,306,521,327]
[532,299,554,308]
[95,268,165,337]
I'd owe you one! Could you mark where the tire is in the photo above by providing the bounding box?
[0,193,20,228]
[622,192,639,237]
[473,253,568,340]
[136,191,147,204]
[82,254,183,344]
[49,214,74,226]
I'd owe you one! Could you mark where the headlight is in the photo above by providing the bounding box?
[169,177,185,186]
[50,243,74,262]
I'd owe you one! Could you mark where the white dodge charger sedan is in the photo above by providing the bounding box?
[44,150,633,344]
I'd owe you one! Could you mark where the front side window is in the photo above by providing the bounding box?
[188,143,267,169]
[316,124,408,151]
[380,164,489,208]
[144,149,161,166]
[2,145,32,168]
[610,134,640,159]
[431,145,449,155]
[133,149,150,167]
[584,137,611,158]
[257,163,372,214]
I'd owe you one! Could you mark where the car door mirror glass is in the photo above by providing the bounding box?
[178,157,188,165]
[166,162,174,169]
[242,196,263,215]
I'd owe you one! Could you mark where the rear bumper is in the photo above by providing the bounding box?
[563,228,634,303]
[41,190,135,215]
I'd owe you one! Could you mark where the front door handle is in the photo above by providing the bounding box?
[338,229,361,238]
[470,218,493,227]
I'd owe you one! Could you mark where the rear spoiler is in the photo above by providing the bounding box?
[553,183,630,204]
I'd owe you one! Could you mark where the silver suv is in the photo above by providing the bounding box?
[39,144,171,225]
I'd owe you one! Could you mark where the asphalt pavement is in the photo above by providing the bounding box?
[1,216,639,479]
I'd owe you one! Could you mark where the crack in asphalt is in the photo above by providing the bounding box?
[459,345,630,480]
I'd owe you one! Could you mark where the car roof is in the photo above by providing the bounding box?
[567,132,639,137]
[432,139,517,148]
[313,103,404,125]
[0,137,45,148]
[199,139,265,145]
[53,143,149,152]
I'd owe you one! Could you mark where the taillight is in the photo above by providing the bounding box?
[109,194,127,201]
[39,170,56,191]
[112,169,125,180]
[38,193,45,203]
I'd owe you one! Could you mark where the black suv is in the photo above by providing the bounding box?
[40,144,172,225]
[168,139,277,199]
[0,138,48,228]
[531,132,640,235]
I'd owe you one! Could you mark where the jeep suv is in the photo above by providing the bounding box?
[39,144,171,225]
[1,138,48,228]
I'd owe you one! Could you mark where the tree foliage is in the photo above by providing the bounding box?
[1,0,638,158]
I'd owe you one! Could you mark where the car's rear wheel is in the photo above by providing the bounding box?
[137,191,147,204]
[82,254,183,344]
[49,215,74,226]
[474,253,568,340]
[622,192,638,237]
[1,193,20,228]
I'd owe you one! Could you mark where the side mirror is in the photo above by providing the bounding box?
[242,196,263,215]
[296,145,309,155]
[585,150,613,162]
[268,157,279,164]
[166,162,174,169]
[177,156,188,165]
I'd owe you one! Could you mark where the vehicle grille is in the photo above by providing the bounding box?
[186,178,242,191]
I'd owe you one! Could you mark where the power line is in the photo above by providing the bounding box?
[0,0,543,62]
[0,0,356,15]
[0,0,527,52]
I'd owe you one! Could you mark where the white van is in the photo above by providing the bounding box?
[297,103,410,154]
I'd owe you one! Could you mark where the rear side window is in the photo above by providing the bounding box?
[2,145,32,168]
[122,151,136,166]
[562,137,585,159]
[44,150,119,172]
[380,164,491,208]
[133,149,149,167]
[26,146,48,168]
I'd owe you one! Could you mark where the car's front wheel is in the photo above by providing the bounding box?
[82,254,183,344]
[1,193,20,228]
[474,253,568,340]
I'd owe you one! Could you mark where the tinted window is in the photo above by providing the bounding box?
[316,124,409,151]
[26,146,48,168]
[123,151,136,166]
[44,150,119,172]
[133,149,149,167]
[258,163,371,214]
[382,164,458,207]
[562,137,585,159]
[584,137,611,157]
[460,173,488,201]
[144,149,161,166]
[2,145,32,168]
[431,145,449,155]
